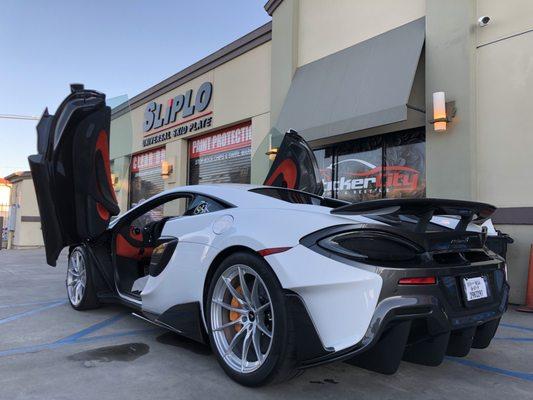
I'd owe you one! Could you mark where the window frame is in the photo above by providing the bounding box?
[114,191,234,231]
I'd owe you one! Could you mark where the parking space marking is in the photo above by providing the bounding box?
[446,356,533,382]
[500,323,533,333]
[0,311,159,358]
[0,300,67,325]
[494,337,533,342]
[0,327,158,358]
[55,313,127,343]
[0,298,66,309]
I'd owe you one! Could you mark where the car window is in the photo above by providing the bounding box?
[183,195,227,216]
[250,187,348,208]
[130,196,189,229]
[250,187,322,205]
[129,194,228,229]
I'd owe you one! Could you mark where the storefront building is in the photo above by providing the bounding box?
[4,171,44,249]
[109,0,533,304]
[110,23,271,214]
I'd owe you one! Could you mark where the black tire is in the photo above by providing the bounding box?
[206,251,298,387]
[66,246,100,310]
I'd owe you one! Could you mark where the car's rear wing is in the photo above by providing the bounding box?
[330,198,496,232]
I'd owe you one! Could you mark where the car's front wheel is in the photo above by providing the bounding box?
[206,251,297,386]
[66,246,100,310]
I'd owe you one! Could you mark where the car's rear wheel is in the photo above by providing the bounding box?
[66,246,100,310]
[206,252,297,386]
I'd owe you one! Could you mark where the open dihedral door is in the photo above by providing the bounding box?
[28,84,120,266]
[263,129,324,196]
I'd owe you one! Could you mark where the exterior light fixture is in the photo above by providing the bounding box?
[430,92,456,132]
[265,147,278,161]
[161,160,174,179]
[110,173,121,191]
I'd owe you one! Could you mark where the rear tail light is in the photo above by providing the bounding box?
[398,277,436,285]
[318,231,421,262]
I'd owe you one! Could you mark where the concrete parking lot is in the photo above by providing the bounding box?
[0,248,532,400]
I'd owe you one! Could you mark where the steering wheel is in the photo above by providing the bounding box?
[142,217,171,247]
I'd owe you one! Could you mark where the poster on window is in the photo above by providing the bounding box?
[129,147,166,211]
[188,122,252,185]
[314,129,425,202]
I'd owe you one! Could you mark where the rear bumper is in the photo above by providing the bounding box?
[289,260,509,372]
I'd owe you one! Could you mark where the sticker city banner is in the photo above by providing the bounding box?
[316,134,426,202]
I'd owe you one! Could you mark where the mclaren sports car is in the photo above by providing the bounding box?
[28,86,509,386]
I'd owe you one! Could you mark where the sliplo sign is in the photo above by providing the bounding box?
[142,82,213,147]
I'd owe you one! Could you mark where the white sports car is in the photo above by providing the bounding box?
[29,86,508,386]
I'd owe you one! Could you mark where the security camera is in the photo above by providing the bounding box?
[478,16,491,27]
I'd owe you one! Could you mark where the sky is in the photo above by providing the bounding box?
[0,0,270,177]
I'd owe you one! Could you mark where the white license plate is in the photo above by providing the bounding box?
[463,276,488,301]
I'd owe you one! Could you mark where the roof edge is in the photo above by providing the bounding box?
[264,0,284,16]
[5,171,31,183]
[112,21,272,119]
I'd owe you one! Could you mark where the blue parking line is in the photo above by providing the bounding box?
[0,298,66,309]
[0,328,159,358]
[55,313,127,343]
[0,300,67,325]
[72,328,160,344]
[446,357,533,382]
[500,323,533,333]
[493,337,533,342]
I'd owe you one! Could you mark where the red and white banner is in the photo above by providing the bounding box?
[131,147,166,173]
[189,122,251,159]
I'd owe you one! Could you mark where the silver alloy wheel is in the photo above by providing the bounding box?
[66,249,87,306]
[211,264,274,374]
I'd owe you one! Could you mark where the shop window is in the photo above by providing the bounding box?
[313,148,334,199]
[129,147,166,213]
[188,122,252,185]
[384,130,426,199]
[314,128,425,202]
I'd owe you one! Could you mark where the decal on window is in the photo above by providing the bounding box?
[314,129,425,202]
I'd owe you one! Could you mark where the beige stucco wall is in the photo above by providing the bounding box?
[475,3,533,207]
[476,0,533,47]
[425,0,478,200]
[426,0,533,303]
[474,0,533,303]
[110,42,272,206]
[110,156,131,213]
[251,111,272,184]
[496,224,533,304]
[270,0,299,125]
[11,178,43,248]
[297,0,425,67]
[126,42,271,156]
[110,112,134,160]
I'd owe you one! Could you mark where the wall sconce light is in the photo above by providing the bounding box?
[265,147,278,161]
[161,160,174,179]
[110,173,121,191]
[430,92,456,132]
